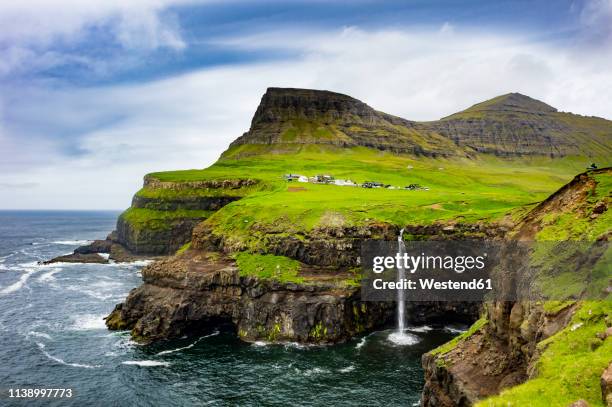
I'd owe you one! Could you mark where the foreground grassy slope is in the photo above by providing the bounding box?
[473,170,611,407]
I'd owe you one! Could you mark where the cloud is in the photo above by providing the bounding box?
[579,0,612,46]
[0,0,199,78]
[1,24,611,209]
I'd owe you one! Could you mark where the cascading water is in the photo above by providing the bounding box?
[397,228,406,334]
[387,228,419,346]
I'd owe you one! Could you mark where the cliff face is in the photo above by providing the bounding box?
[227,87,463,157]
[421,168,611,407]
[106,221,485,343]
[112,177,258,256]
[226,88,612,159]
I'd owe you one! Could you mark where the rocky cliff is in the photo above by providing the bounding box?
[421,168,611,407]
[106,218,487,343]
[227,87,462,157]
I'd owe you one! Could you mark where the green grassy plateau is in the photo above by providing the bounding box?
[146,145,595,233]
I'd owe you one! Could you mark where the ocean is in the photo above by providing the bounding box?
[0,211,459,406]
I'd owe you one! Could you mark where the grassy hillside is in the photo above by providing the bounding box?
[146,146,591,234]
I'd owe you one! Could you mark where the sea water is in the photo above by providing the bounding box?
[0,211,460,406]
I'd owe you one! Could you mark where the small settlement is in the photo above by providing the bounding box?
[283,174,429,190]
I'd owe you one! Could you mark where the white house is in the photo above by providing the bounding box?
[298,175,309,183]
[334,179,357,186]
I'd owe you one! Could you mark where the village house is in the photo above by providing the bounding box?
[334,179,357,187]
[283,174,302,181]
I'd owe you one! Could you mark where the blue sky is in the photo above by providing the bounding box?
[0,0,611,209]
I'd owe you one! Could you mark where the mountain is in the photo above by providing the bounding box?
[226,88,612,159]
[227,87,461,157]
[426,92,612,157]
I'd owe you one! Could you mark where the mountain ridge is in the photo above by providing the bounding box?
[225,87,612,160]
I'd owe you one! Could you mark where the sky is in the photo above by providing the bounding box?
[0,0,611,209]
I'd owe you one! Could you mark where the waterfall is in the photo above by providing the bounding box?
[397,228,406,334]
[387,228,419,346]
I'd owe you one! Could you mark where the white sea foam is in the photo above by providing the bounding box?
[122,360,170,367]
[355,336,367,349]
[71,314,107,330]
[252,341,269,347]
[28,331,53,340]
[302,367,330,377]
[444,326,467,334]
[339,365,355,373]
[38,268,62,282]
[52,240,92,246]
[156,331,219,356]
[387,332,420,346]
[0,268,38,295]
[0,252,15,262]
[37,343,100,369]
[407,325,433,333]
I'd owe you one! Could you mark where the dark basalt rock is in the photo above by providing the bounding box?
[74,239,113,254]
[42,252,108,264]
[105,253,395,343]
[106,248,480,345]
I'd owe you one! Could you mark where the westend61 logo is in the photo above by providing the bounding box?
[361,240,610,302]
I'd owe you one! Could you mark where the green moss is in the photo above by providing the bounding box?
[105,311,128,331]
[120,207,212,231]
[430,318,488,356]
[478,301,612,407]
[542,300,576,314]
[309,322,328,341]
[267,323,282,341]
[176,242,191,255]
[234,252,303,283]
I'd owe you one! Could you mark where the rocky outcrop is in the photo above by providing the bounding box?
[106,249,480,343]
[110,177,259,256]
[115,214,202,255]
[194,220,509,268]
[421,168,611,406]
[42,234,159,264]
[106,251,394,343]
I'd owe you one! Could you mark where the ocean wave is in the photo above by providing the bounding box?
[37,343,100,369]
[355,337,367,349]
[70,314,107,330]
[338,365,355,373]
[122,360,170,367]
[38,268,62,282]
[355,331,377,350]
[52,240,92,246]
[0,252,16,262]
[28,331,53,340]
[0,269,38,296]
[300,367,330,377]
[156,331,219,356]
[65,284,114,300]
[387,332,420,346]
